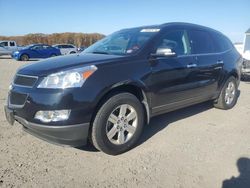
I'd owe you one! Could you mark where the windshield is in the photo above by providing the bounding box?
[83,28,160,55]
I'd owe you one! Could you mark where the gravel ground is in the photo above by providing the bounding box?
[0,56,250,188]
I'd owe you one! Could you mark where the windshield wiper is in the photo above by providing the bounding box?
[91,51,110,55]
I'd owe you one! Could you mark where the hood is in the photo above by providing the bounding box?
[17,53,126,76]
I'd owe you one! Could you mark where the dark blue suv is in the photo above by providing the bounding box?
[5,23,242,155]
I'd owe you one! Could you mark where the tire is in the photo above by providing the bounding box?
[20,54,29,61]
[241,75,244,81]
[91,92,145,155]
[70,51,76,54]
[214,76,238,110]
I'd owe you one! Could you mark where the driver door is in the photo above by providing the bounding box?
[149,29,202,115]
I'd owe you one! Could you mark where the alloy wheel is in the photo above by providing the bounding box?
[225,81,236,105]
[106,104,138,145]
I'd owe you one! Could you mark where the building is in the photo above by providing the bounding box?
[234,42,243,54]
[242,28,250,60]
[243,28,250,52]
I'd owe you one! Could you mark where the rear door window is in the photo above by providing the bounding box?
[189,30,215,54]
[62,45,69,48]
[32,45,43,50]
[43,45,51,50]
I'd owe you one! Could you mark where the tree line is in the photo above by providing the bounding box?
[0,32,105,47]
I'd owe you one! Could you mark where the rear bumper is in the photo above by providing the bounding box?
[5,105,90,147]
[241,68,250,74]
[242,60,250,75]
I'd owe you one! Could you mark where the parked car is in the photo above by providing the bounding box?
[53,44,77,55]
[12,44,61,61]
[240,28,250,79]
[5,23,242,155]
[241,51,250,79]
[0,40,23,56]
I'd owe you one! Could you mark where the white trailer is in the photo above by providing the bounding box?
[242,28,250,78]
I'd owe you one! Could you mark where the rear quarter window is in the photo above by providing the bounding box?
[189,30,216,54]
[212,33,233,52]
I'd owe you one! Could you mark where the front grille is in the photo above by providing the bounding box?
[13,74,38,87]
[9,92,28,106]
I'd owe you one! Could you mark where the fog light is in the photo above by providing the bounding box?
[34,110,70,123]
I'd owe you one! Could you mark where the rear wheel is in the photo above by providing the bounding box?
[91,92,144,155]
[70,51,76,54]
[20,54,29,61]
[50,54,56,57]
[214,76,238,110]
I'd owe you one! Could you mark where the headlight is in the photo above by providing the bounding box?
[38,65,97,89]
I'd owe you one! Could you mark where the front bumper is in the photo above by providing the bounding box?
[11,52,19,60]
[5,70,101,147]
[4,105,90,146]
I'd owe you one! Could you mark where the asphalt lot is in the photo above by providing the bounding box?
[0,56,250,188]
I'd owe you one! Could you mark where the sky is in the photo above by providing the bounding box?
[0,0,249,42]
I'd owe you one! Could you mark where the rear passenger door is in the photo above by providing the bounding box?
[30,45,44,58]
[188,29,223,97]
[42,45,53,57]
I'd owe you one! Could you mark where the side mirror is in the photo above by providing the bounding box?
[151,47,176,57]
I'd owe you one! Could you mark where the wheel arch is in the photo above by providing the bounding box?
[91,83,151,126]
[228,69,240,86]
[19,53,30,60]
[217,69,240,99]
[50,53,57,57]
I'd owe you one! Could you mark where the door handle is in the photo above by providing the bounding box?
[217,60,224,64]
[187,63,197,68]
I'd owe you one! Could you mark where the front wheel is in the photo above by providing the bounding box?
[214,76,238,110]
[91,93,145,155]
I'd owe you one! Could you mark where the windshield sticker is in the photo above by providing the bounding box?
[140,28,160,32]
